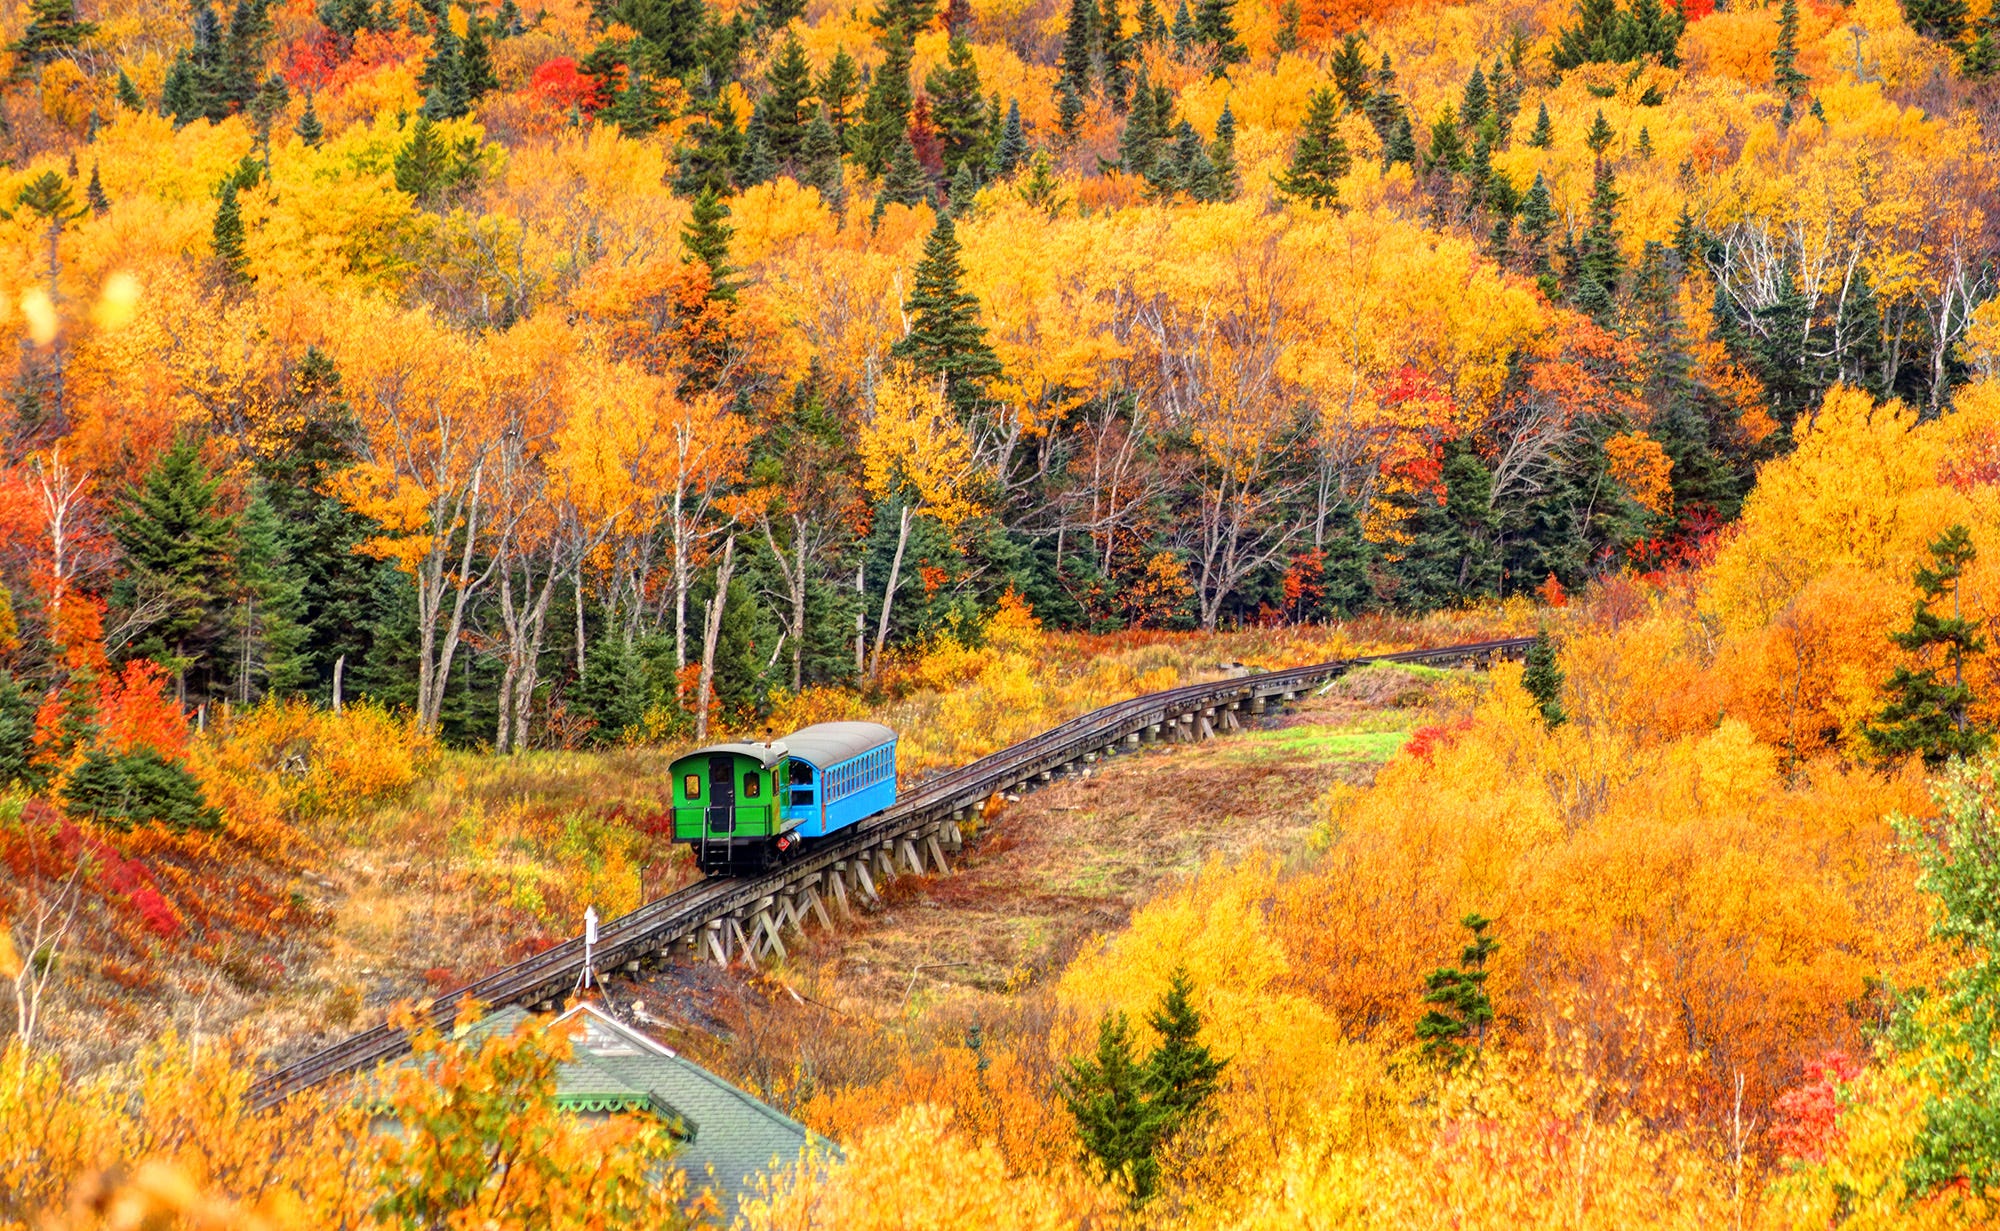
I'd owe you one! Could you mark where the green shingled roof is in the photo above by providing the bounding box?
[464,1003,819,1219]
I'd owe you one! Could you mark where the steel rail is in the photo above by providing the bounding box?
[248,635,1530,1108]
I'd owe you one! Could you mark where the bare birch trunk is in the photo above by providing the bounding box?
[694,534,737,740]
[869,506,914,681]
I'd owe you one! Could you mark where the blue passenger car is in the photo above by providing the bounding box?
[779,722,898,839]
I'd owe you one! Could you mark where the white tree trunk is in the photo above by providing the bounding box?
[694,534,737,740]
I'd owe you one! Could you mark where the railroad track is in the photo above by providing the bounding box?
[249,634,1532,1109]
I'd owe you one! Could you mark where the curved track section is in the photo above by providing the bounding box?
[249,636,1531,1109]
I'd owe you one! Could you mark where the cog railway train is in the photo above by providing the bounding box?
[669,722,899,874]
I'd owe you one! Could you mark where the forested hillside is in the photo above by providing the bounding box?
[8,0,2000,1222]
[0,0,1987,755]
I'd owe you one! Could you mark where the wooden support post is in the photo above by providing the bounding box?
[854,860,880,901]
[805,884,833,930]
[900,837,925,875]
[926,833,951,875]
[1126,732,1141,747]
[1251,696,1266,715]
[876,845,896,882]
[705,921,728,966]
[755,909,787,960]
[1197,713,1215,740]
[1222,707,1241,732]
[944,821,963,849]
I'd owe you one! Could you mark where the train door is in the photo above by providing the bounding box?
[706,754,736,834]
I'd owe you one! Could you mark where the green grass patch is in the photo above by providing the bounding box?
[1246,726,1410,762]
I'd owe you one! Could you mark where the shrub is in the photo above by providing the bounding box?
[62,747,219,832]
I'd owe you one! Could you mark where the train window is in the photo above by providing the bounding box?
[744,773,761,798]
[684,774,701,800]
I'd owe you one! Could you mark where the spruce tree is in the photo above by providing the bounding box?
[1170,0,1194,53]
[673,92,746,197]
[1207,102,1239,201]
[892,213,1002,413]
[296,91,325,145]
[1517,173,1557,296]
[86,164,109,216]
[1274,0,1298,50]
[870,133,932,224]
[1772,0,1809,99]
[856,35,915,175]
[1416,913,1498,1069]
[8,0,97,78]
[1459,65,1489,131]
[1275,87,1349,208]
[1061,1012,1163,1203]
[1191,0,1246,71]
[65,747,220,832]
[230,490,308,701]
[1836,266,1886,391]
[817,47,861,151]
[1424,103,1464,177]
[990,98,1026,174]
[1865,526,1991,767]
[1056,77,1085,142]
[212,180,249,284]
[1135,0,1166,43]
[1574,154,1623,311]
[418,19,470,120]
[947,160,979,214]
[1331,33,1372,104]
[737,112,778,185]
[0,671,38,788]
[115,436,241,699]
[462,20,498,98]
[575,627,647,745]
[1162,120,1213,198]
[1058,0,1097,100]
[926,37,988,174]
[760,31,816,166]
[1635,125,1653,158]
[116,67,145,109]
[1903,0,1968,44]
[1523,627,1566,727]
[681,185,736,297]
[1384,112,1416,168]
[1142,966,1227,1127]
[802,106,847,206]
[1100,0,1132,108]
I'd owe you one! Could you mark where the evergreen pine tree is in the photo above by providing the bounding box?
[1275,87,1350,208]
[212,180,249,284]
[295,91,325,145]
[1191,0,1246,70]
[1517,172,1557,298]
[1424,103,1464,176]
[0,671,38,788]
[817,46,862,151]
[1170,0,1194,53]
[1142,966,1227,1127]
[1100,0,1133,108]
[947,159,979,213]
[1056,77,1086,141]
[1865,526,1991,767]
[1636,125,1653,158]
[229,490,309,701]
[1583,107,1615,156]
[1330,33,1372,105]
[1135,0,1166,43]
[1058,0,1097,100]
[115,436,242,699]
[1964,25,2000,76]
[737,112,777,185]
[1772,0,1809,98]
[497,0,523,33]
[1836,266,1886,391]
[680,185,736,296]
[1384,112,1416,168]
[673,92,746,197]
[86,164,109,216]
[1162,119,1212,198]
[116,67,144,109]
[892,212,1003,413]
[760,32,816,166]
[163,1,235,125]
[462,20,498,98]
[870,132,932,223]
[1274,0,1298,49]
[1459,64,1489,131]
[1903,0,1968,44]
[418,19,471,120]
[574,626,647,745]
[1526,100,1554,147]
[802,106,847,206]
[7,0,98,79]
[1573,156,1623,315]
[926,36,988,174]
[1523,627,1566,726]
[990,98,1026,174]
[1061,1012,1164,1203]
[65,746,220,832]
[857,37,917,175]
[1207,102,1239,200]
[1416,914,1499,1069]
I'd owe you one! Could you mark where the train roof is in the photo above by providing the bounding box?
[781,721,897,768]
[675,741,790,769]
